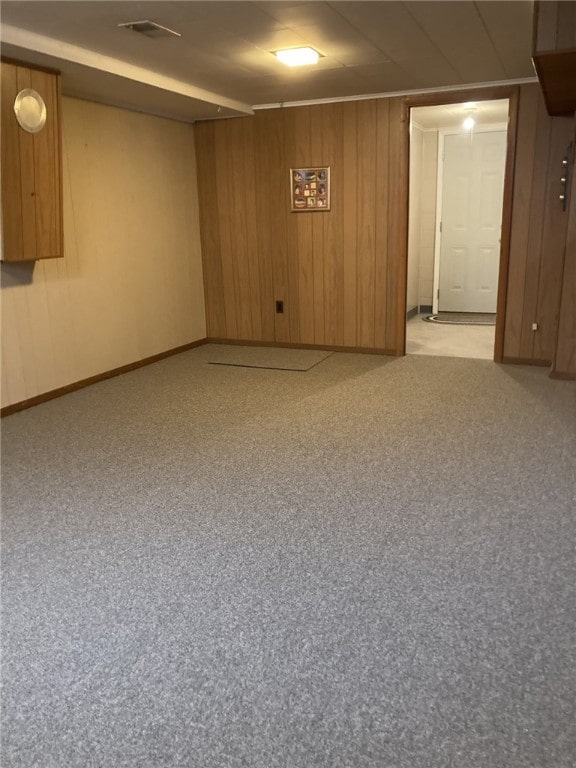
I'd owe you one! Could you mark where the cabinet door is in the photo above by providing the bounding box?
[1,61,63,261]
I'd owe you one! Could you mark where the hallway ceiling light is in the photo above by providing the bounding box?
[275,47,320,66]
[463,106,478,130]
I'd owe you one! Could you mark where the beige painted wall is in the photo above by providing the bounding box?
[1,97,206,408]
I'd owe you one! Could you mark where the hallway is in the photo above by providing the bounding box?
[406,313,495,359]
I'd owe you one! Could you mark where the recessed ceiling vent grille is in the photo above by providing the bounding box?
[118,20,181,38]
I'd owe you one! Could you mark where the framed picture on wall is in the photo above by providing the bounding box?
[290,167,330,212]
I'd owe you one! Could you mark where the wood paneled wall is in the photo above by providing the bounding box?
[195,99,407,353]
[196,85,574,366]
[552,115,576,378]
[503,85,575,363]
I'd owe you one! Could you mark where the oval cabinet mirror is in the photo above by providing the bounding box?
[14,88,47,133]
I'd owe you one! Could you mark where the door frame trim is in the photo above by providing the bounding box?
[399,85,520,361]
[433,122,508,314]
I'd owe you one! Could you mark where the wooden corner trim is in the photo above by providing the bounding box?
[1,338,208,417]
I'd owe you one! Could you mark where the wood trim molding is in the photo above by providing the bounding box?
[401,85,522,111]
[395,103,410,356]
[207,337,395,356]
[494,87,520,363]
[400,84,520,363]
[1,339,208,417]
[501,356,551,367]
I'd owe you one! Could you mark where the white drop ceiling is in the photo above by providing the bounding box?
[0,1,537,123]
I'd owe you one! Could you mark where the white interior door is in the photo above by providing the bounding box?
[438,130,506,313]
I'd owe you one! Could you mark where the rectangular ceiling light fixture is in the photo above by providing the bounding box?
[275,47,320,66]
[118,20,181,38]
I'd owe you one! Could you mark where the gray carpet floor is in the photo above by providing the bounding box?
[203,344,333,370]
[2,347,575,768]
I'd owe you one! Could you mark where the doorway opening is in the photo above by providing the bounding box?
[405,98,510,359]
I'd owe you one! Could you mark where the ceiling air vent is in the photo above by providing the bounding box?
[117,20,181,38]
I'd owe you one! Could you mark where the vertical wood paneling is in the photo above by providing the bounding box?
[214,121,238,339]
[494,88,520,363]
[519,96,552,358]
[195,87,569,364]
[16,67,37,259]
[293,107,315,344]
[242,118,262,341]
[254,110,284,342]
[310,106,325,345]
[386,98,405,353]
[194,122,226,337]
[31,69,61,259]
[503,85,539,357]
[374,99,391,350]
[533,116,574,359]
[552,135,576,377]
[2,63,62,262]
[196,97,429,355]
[322,102,344,346]
[342,103,359,347]
[503,84,574,363]
[356,100,377,348]
[1,63,24,260]
[395,100,409,355]
[274,117,292,344]
[196,99,406,353]
[282,108,301,343]
[227,118,252,340]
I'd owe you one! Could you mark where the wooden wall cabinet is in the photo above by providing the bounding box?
[532,1,576,116]
[1,61,63,262]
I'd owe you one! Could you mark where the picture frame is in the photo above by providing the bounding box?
[290,166,330,212]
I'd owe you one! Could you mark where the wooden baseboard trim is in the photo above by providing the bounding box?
[549,370,576,380]
[501,356,551,367]
[206,338,396,356]
[1,338,208,417]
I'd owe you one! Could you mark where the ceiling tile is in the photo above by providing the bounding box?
[474,1,535,79]
[332,2,464,85]
[0,1,535,122]
[405,1,506,82]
